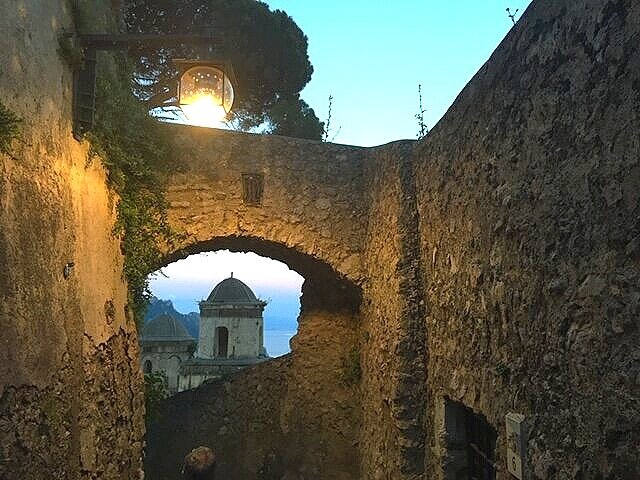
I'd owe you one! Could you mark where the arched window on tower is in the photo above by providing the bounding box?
[143,360,153,374]
[216,326,229,358]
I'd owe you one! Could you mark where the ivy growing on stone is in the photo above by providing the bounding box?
[144,371,169,419]
[88,54,182,327]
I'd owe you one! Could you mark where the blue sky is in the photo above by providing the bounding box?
[150,1,535,338]
[264,0,534,146]
[150,251,303,324]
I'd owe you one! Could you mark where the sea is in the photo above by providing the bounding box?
[264,329,296,357]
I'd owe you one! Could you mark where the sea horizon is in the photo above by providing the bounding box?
[264,329,296,357]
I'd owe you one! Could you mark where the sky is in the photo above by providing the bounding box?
[263,0,534,147]
[150,1,535,347]
[150,251,303,322]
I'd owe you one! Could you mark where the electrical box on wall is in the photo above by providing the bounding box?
[506,413,527,479]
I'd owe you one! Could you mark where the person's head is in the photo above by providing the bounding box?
[182,446,216,480]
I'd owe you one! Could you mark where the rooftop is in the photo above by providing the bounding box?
[203,275,265,306]
[140,314,195,342]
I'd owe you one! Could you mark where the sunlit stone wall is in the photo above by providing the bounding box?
[3,0,639,478]
[0,1,144,479]
[360,141,427,480]
[162,126,367,285]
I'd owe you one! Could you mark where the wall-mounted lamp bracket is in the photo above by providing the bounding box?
[70,32,226,140]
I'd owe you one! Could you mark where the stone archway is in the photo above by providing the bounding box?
[148,125,424,480]
[160,235,362,312]
[162,124,368,285]
[146,234,363,480]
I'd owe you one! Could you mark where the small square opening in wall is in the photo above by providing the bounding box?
[242,173,264,205]
[439,397,497,480]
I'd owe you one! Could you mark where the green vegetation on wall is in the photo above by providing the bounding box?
[67,1,179,326]
[144,371,169,419]
[0,102,22,156]
[88,54,181,326]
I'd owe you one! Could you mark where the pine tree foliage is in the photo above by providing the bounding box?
[125,0,324,138]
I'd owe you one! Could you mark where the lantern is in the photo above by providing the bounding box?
[177,61,236,126]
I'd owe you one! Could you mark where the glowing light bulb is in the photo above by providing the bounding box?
[181,95,227,128]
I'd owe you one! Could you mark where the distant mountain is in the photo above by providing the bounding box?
[144,296,199,338]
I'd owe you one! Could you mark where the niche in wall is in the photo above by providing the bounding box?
[438,397,497,480]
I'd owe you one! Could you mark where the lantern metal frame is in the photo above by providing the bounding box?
[174,59,237,115]
[70,32,234,140]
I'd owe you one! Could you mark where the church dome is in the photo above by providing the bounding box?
[205,276,260,304]
[141,314,194,341]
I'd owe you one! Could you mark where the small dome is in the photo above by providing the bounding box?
[205,277,259,304]
[141,314,194,341]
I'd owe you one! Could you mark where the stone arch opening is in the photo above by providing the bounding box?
[143,360,152,374]
[159,235,362,315]
[148,248,303,358]
[146,248,302,391]
[144,235,362,382]
[145,235,363,479]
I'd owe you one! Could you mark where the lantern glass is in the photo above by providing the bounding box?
[179,65,235,126]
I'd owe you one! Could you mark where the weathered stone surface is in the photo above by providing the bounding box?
[153,3,640,476]
[359,141,427,480]
[3,0,640,478]
[0,1,144,479]
[415,0,640,478]
[162,127,367,284]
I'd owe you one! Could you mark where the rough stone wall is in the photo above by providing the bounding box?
[359,141,427,480]
[3,0,639,478]
[415,0,640,478]
[0,1,144,478]
[163,125,366,284]
[146,304,360,480]
[146,1,640,478]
